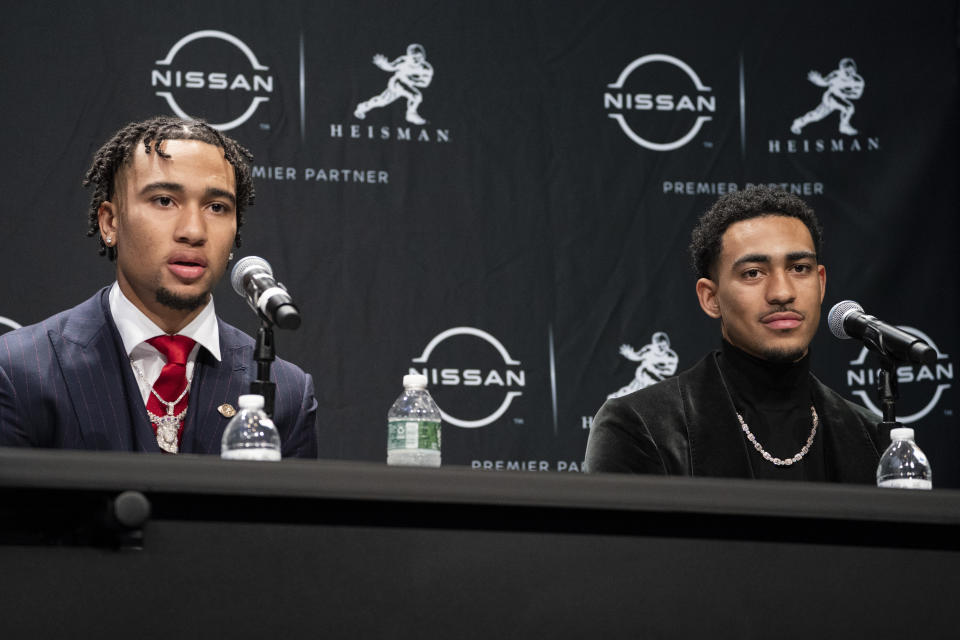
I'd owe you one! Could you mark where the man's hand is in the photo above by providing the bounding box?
[373,54,391,70]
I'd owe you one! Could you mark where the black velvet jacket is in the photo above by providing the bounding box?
[584,352,885,483]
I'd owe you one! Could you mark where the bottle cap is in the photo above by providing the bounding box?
[403,374,428,389]
[890,427,915,441]
[237,394,266,410]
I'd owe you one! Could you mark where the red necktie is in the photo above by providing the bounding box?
[146,335,196,453]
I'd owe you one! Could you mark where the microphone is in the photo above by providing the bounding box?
[828,300,935,365]
[230,256,301,330]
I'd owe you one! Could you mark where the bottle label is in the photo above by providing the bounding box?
[221,448,282,461]
[388,418,441,451]
[877,477,932,490]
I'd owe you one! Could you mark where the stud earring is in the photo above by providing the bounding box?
[228,252,234,261]
[105,235,113,245]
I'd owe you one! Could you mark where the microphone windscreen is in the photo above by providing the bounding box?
[230,256,273,296]
[827,300,863,339]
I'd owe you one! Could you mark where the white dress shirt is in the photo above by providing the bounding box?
[108,282,222,405]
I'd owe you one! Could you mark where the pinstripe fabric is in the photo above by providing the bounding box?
[0,288,318,457]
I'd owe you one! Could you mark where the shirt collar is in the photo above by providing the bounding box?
[718,338,810,408]
[108,282,222,361]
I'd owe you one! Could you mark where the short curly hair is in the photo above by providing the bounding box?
[689,186,823,280]
[83,116,255,261]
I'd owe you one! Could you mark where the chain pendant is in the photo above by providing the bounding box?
[149,408,187,454]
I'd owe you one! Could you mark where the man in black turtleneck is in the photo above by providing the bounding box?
[584,187,883,482]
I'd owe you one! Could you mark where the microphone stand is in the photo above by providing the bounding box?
[861,324,902,440]
[876,355,900,440]
[249,320,276,418]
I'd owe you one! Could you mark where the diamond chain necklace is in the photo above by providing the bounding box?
[715,354,819,467]
[736,406,818,466]
[132,361,192,412]
[132,361,193,454]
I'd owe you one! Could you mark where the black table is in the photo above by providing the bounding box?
[1,448,958,638]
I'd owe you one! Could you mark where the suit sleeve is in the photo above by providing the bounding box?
[0,361,33,447]
[280,371,319,459]
[584,396,667,474]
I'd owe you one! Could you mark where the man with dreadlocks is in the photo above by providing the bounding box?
[0,116,318,456]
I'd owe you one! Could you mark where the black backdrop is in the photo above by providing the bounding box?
[2,1,958,484]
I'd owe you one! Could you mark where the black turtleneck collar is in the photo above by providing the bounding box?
[717,339,811,410]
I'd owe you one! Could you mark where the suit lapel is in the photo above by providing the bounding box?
[48,290,260,455]
[811,377,881,483]
[49,289,152,451]
[681,354,881,482]
[179,323,251,454]
[681,354,756,478]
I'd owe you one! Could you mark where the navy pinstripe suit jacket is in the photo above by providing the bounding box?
[0,288,318,457]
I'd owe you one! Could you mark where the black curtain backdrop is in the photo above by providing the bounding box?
[1,0,958,484]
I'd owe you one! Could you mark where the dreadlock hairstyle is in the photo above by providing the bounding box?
[83,116,255,261]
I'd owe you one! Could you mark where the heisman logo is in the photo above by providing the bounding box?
[354,43,434,125]
[790,58,864,136]
[769,57,878,154]
[608,332,679,399]
[845,326,953,423]
[151,30,274,131]
[409,327,525,428]
[330,43,448,143]
[604,54,716,151]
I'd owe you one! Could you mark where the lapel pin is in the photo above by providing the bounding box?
[218,404,237,418]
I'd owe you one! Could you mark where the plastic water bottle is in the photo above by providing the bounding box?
[387,374,441,467]
[876,427,932,489]
[221,394,282,461]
